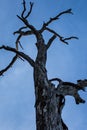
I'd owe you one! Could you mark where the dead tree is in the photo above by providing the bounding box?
[0,1,87,130]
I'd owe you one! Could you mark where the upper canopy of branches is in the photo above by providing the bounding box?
[0,0,87,106]
[0,0,79,76]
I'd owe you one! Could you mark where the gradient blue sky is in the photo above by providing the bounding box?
[0,0,87,130]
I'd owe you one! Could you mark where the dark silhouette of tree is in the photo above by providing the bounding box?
[0,0,87,130]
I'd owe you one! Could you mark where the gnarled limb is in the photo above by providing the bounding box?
[49,78,87,104]
[0,45,35,67]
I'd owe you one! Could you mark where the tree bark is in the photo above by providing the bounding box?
[33,35,67,130]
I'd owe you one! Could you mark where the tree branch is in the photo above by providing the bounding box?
[16,1,38,38]
[0,55,17,76]
[45,27,78,45]
[49,78,87,104]
[0,45,35,67]
[46,35,57,49]
[49,78,62,83]
[21,0,34,19]
[17,15,37,35]
[14,29,34,50]
[40,9,73,32]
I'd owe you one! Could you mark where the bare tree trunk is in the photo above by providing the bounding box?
[33,38,67,130]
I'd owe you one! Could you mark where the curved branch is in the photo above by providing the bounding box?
[0,45,35,67]
[49,78,62,83]
[14,30,34,50]
[0,55,17,76]
[13,26,27,35]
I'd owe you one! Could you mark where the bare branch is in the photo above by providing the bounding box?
[14,30,33,36]
[46,27,78,45]
[46,35,57,49]
[14,30,34,50]
[45,27,66,43]
[15,34,22,50]
[0,55,17,76]
[77,79,87,89]
[17,15,38,37]
[13,24,35,51]
[21,0,34,19]
[0,45,35,67]
[63,36,79,41]
[40,8,73,32]
[25,2,34,19]
[21,0,26,18]
[16,0,37,37]
[49,78,62,83]
[49,78,87,104]
[13,26,27,35]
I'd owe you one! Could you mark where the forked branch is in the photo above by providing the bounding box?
[17,0,37,37]
[21,0,34,19]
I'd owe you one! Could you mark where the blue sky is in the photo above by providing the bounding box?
[0,0,87,130]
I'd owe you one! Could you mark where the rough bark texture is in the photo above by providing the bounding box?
[33,36,66,130]
[0,1,87,130]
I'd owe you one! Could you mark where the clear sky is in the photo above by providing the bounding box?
[0,0,87,130]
